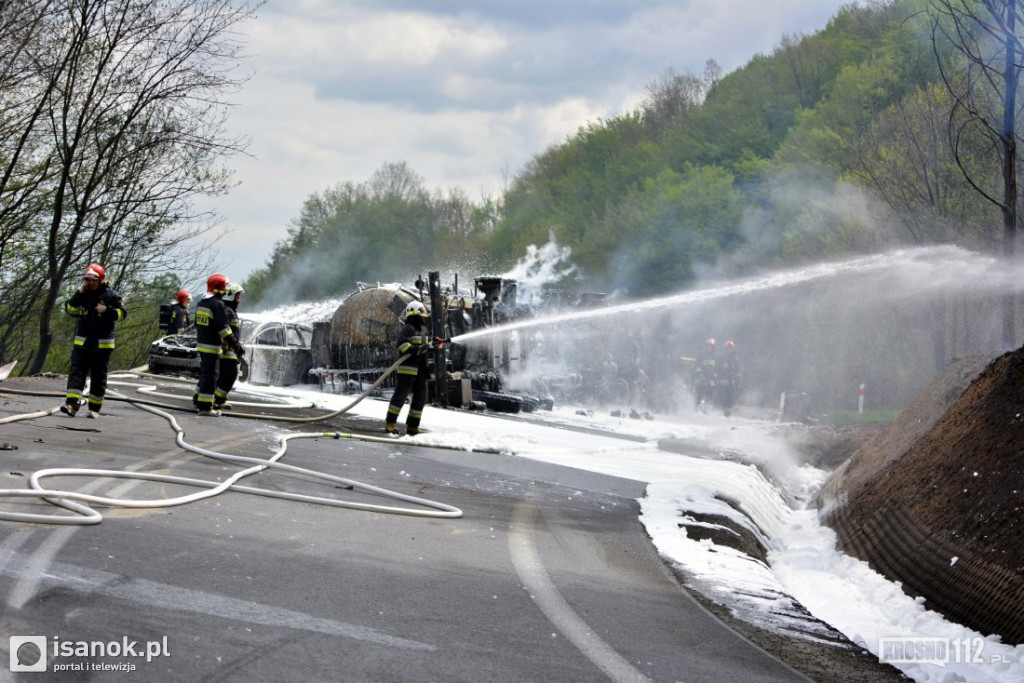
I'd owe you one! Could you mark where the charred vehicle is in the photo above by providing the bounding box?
[148,317,315,386]
[310,271,553,413]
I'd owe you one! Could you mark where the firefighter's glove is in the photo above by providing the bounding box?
[235,343,245,357]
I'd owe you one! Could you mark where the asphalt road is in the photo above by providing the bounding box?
[0,376,809,682]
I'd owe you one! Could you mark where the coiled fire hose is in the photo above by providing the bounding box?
[0,354,468,524]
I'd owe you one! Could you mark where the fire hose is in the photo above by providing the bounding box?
[0,352,467,524]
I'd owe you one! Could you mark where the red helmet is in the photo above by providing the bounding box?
[84,263,105,281]
[724,340,736,350]
[206,273,228,294]
[175,289,191,305]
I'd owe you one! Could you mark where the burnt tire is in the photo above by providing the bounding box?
[472,390,521,414]
[517,394,541,413]
[238,358,250,382]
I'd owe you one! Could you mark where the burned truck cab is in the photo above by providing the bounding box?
[311,271,547,413]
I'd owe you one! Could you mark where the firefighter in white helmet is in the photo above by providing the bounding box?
[385,300,434,436]
[214,281,245,411]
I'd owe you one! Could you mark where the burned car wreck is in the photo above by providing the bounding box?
[147,317,315,386]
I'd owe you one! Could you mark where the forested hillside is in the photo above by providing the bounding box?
[4,0,1020,393]
[246,0,1007,307]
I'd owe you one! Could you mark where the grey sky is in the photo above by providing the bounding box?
[207,1,852,281]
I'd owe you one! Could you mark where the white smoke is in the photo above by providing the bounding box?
[497,234,578,304]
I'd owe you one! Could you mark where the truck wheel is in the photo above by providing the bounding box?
[472,390,521,413]
[518,395,541,413]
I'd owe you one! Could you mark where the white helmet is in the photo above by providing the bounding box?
[400,300,427,323]
[225,281,244,301]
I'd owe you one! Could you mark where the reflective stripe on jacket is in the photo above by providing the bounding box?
[64,283,126,348]
[396,321,428,374]
[196,295,237,355]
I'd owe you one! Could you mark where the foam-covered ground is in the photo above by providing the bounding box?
[237,380,1022,683]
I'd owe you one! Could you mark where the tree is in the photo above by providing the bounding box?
[848,83,999,247]
[930,0,1024,348]
[640,63,719,136]
[0,0,260,375]
[244,162,495,307]
[594,165,744,296]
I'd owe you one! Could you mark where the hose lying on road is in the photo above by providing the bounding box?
[0,399,463,525]
[0,354,467,524]
[0,406,60,424]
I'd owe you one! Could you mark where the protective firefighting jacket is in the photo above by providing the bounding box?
[195,294,238,355]
[717,350,739,387]
[693,351,716,388]
[64,283,127,349]
[395,319,429,376]
[169,302,191,334]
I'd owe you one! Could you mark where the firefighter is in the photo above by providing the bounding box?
[385,300,434,436]
[214,282,245,410]
[692,337,717,413]
[60,263,127,418]
[194,273,241,416]
[716,339,740,416]
[168,289,193,334]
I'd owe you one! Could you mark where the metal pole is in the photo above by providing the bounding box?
[428,271,448,407]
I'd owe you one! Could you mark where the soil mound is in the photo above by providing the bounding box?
[820,350,1024,643]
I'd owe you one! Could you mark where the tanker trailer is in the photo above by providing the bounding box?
[309,275,551,413]
[309,283,420,392]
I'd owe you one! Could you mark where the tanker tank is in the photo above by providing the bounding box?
[309,275,554,413]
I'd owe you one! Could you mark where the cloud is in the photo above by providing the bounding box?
[207,0,851,279]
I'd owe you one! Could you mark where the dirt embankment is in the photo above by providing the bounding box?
[817,351,1024,644]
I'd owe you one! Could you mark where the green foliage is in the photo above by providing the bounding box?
[247,0,1011,310]
[593,165,744,295]
[491,112,659,272]
[112,273,184,369]
[245,162,498,307]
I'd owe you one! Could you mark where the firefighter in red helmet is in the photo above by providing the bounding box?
[193,273,241,416]
[169,289,193,334]
[60,263,127,418]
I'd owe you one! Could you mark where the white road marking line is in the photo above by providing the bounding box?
[509,501,653,683]
[2,554,433,651]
